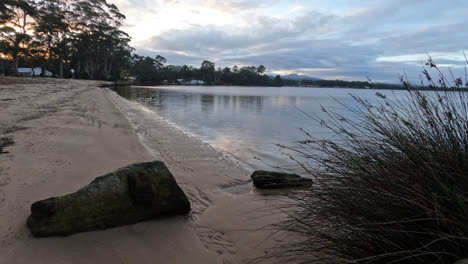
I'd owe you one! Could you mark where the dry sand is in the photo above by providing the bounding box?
[0,77,287,264]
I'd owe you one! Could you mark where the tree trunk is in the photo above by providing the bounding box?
[87,61,92,79]
[84,59,92,79]
[59,60,64,78]
[13,54,19,76]
[103,58,108,80]
[76,60,81,78]
[0,58,4,76]
[106,57,113,80]
[108,60,113,80]
[41,42,51,77]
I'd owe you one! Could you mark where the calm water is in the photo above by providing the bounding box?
[112,85,406,171]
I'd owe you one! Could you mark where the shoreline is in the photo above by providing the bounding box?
[106,87,284,261]
[107,88,259,174]
[123,82,468,92]
[0,77,285,264]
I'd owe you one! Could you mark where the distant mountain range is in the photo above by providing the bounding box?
[281,74,321,81]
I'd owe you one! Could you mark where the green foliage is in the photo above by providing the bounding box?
[129,59,282,86]
[274,75,283,86]
[257,64,266,74]
[0,0,132,80]
[0,0,15,24]
[31,0,68,76]
[0,0,407,87]
[0,0,37,75]
[130,55,166,83]
[68,0,133,80]
[280,78,404,89]
[200,60,215,84]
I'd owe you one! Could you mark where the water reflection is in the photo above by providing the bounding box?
[200,94,214,113]
[273,96,299,106]
[111,85,408,171]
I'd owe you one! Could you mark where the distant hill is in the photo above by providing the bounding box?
[281,74,321,81]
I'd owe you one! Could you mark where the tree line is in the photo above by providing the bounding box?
[285,79,403,89]
[128,55,404,88]
[0,0,284,86]
[1,0,403,89]
[130,55,284,86]
[0,0,132,79]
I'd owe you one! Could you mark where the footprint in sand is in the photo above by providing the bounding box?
[0,177,11,187]
[0,169,11,186]
[222,254,242,264]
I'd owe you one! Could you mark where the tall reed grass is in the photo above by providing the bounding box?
[270,57,468,264]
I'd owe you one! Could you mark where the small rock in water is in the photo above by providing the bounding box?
[27,161,190,237]
[251,170,312,189]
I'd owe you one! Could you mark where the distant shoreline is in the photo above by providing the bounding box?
[115,82,468,92]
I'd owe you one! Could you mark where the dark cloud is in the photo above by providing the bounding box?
[142,10,338,59]
[381,22,468,55]
[128,0,468,82]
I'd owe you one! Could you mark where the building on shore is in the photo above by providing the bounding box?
[177,79,205,85]
[18,68,53,77]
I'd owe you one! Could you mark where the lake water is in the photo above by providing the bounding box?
[111,86,406,171]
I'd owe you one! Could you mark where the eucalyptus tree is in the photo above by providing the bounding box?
[130,54,168,83]
[154,55,166,70]
[200,60,215,84]
[0,0,14,74]
[0,0,37,75]
[257,65,265,74]
[69,0,132,80]
[130,55,157,82]
[0,0,15,24]
[31,0,69,77]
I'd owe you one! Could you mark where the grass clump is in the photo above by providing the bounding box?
[271,57,468,264]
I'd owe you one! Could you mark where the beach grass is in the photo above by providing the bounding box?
[267,57,468,264]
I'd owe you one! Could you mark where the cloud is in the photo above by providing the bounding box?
[381,22,468,55]
[141,9,337,59]
[114,0,468,82]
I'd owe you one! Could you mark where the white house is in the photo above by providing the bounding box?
[18,68,53,77]
[177,79,206,85]
[189,80,206,85]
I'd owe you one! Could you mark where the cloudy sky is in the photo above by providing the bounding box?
[113,0,468,82]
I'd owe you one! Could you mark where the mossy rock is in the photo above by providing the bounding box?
[27,161,190,237]
[251,170,312,189]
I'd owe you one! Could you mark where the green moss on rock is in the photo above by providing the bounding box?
[27,161,190,237]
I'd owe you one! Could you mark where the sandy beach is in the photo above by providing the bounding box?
[0,77,285,264]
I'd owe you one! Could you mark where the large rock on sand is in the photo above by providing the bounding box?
[251,170,312,189]
[27,161,190,237]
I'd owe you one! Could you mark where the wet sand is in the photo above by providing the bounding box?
[0,77,286,264]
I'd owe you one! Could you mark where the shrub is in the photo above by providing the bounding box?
[271,57,468,264]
